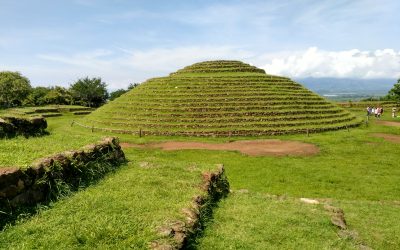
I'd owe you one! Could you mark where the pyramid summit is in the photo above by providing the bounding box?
[171,60,266,74]
[80,60,360,136]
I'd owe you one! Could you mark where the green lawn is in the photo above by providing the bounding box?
[197,192,356,249]
[0,115,100,167]
[0,148,218,248]
[0,109,399,248]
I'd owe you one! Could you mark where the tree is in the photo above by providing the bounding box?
[109,89,128,101]
[24,86,51,106]
[44,86,72,105]
[109,83,139,101]
[0,71,32,107]
[70,77,108,107]
[128,83,140,90]
[386,78,400,101]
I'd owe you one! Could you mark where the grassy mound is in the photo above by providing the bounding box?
[81,60,360,136]
[0,105,93,118]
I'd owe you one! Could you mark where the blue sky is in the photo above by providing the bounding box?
[1,0,400,89]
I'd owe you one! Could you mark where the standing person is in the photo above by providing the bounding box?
[375,107,379,118]
[366,106,371,116]
[372,107,376,117]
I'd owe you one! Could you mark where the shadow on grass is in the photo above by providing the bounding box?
[0,160,127,231]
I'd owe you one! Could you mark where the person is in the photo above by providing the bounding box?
[375,107,379,118]
[366,106,371,116]
[371,107,376,117]
[376,107,381,118]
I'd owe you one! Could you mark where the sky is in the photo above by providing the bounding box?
[0,0,400,90]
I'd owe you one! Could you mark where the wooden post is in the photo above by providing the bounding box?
[91,125,94,132]
[139,128,142,137]
[306,128,309,137]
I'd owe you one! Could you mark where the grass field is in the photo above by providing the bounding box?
[197,192,356,249]
[0,115,100,167]
[1,104,400,248]
[0,147,220,248]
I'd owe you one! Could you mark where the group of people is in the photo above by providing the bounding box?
[366,106,384,118]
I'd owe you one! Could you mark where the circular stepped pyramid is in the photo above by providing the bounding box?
[80,60,360,136]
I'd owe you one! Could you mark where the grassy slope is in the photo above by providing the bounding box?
[0,110,399,248]
[81,63,360,135]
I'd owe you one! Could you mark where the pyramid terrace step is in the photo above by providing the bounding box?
[92,112,351,123]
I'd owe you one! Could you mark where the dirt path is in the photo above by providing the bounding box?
[376,120,400,127]
[371,133,400,143]
[120,139,319,156]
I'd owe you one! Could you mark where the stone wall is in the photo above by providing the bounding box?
[0,116,47,138]
[0,137,125,227]
[151,164,230,249]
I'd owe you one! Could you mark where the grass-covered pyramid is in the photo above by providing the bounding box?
[81,60,360,136]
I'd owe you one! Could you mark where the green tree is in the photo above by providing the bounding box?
[109,83,139,101]
[24,86,51,106]
[70,77,108,107]
[109,89,128,101]
[128,83,140,90]
[44,86,72,105]
[386,78,400,101]
[0,71,32,107]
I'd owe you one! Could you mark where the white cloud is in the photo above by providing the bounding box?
[6,46,399,91]
[34,46,253,90]
[261,47,400,79]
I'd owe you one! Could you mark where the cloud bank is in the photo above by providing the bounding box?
[28,46,253,89]
[261,47,400,79]
[3,46,399,90]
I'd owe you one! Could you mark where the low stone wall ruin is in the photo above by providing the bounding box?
[0,137,125,228]
[151,164,230,249]
[0,116,47,138]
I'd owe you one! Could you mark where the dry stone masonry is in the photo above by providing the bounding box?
[0,115,47,138]
[0,137,125,228]
[151,164,230,249]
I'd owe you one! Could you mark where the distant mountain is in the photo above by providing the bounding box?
[295,77,396,95]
